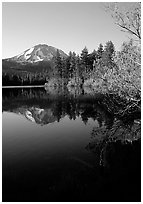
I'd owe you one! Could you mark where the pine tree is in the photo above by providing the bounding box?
[96,43,104,72]
[80,46,89,75]
[102,41,115,68]
[66,51,72,79]
[81,46,88,66]
[75,55,81,85]
[88,50,98,71]
[55,49,63,78]
[70,52,76,78]
[97,43,103,60]
[61,58,68,85]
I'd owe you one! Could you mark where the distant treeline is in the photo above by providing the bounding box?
[2,61,53,86]
[2,71,47,86]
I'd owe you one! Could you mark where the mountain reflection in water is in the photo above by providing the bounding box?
[2,87,141,202]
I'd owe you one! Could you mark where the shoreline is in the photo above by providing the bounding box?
[2,85,45,88]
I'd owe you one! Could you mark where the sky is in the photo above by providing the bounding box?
[2,2,130,59]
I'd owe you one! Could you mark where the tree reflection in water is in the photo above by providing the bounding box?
[2,87,113,125]
[87,118,141,167]
[2,87,141,201]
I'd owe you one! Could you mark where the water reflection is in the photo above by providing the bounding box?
[3,87,113,126]
[2,88,141,202]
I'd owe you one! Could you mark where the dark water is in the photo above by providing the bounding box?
[2,87,141,202]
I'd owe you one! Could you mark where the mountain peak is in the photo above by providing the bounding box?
[8,44,67,64]
[35,44,49,48]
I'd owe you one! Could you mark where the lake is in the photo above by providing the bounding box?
[2,87,141,202]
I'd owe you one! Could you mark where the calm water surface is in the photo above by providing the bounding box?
[2,87,141,202]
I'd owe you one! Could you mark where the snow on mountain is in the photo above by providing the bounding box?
[8,44,67,64]
[24,47,34,60]
[34,55,43,62]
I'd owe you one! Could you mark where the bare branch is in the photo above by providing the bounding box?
[116,23,141,39]
[106,2,141,40]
